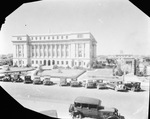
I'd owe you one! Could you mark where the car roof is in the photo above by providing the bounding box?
[74,96,101,105]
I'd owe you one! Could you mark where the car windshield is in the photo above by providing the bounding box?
[35,77,40,79]
[45,78,50,80]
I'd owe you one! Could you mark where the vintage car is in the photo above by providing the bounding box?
[96,79,108,89]
[0,73,5,81]
[13,74,23,82]
[124,81,141,91]
[70,78,81,87]
[82,79,97,88]
[33,76,42,84]
[2,74,13,82]
[24,75,33,83]
[43,76,53,85]
[59,77,69,86]
[106,81,127,91]
[69,96,125,119]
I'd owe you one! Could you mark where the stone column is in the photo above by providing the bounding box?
[52,44,54,58]
[64,44,66,58]
[35,45,37,58]
[49,44,51,58]
[47,44,49,58]
[16,45,18,58]
[55,44,57,58]
[43,44,45,58]
[76,44,78,58]
[40,45,42,57]
[22,45,24,58]
[38,44,40,58]
[59,44,61,58]
[82,43,84,58]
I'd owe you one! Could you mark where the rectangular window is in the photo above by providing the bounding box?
[57,61,59,64]
[32,60,34,64]
[77,34,83,38]
[66,61,68,65]
[36,60,38,64]
[61,61,64,65]
[78,44,82,57]
[40,61,42,64]
[32,45,34,57]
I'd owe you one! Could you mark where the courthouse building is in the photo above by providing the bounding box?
[12,32,97,68]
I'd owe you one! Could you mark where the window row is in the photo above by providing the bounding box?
[29,35,68,40]
[31,60,69,66]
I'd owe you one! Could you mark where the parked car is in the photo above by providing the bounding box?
[70,78,81,87]
[106,81,127,91]
[43,76,53,85]
[96,79,108,89]
[0,73,5,81]
[82,79,97,88]
[33,76,42,84]
[24,75,33,84]
[13,74,23,82]
[69,96,125,119]
[124,81,141,91]
[59,77,68,86]
[2,74,13,82]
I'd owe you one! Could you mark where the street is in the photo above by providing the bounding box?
[0,80,149,119]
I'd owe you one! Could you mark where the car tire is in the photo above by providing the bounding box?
[78,113,82,119]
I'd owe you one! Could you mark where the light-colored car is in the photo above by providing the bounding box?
[43,76,53,85]
[106,81,127,91]
[96,79,108,89]
[33,76,42,84]
[59,77,68,86]
[70,78,81,87]
[82,79,96,88]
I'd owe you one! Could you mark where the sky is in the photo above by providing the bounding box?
[0,0,150,55]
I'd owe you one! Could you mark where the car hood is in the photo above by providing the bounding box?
[100,107,116,112]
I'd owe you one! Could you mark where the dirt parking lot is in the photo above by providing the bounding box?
[0,80,149,119]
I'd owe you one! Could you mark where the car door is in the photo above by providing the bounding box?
[88,104,99,118]
[81,104,89,117]
[107,82,116,89]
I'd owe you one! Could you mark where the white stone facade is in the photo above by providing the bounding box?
[12,32,97,68]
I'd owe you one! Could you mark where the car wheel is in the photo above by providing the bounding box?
[78,114,82,119]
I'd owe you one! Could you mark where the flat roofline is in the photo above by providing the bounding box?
[12,31,92,37]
